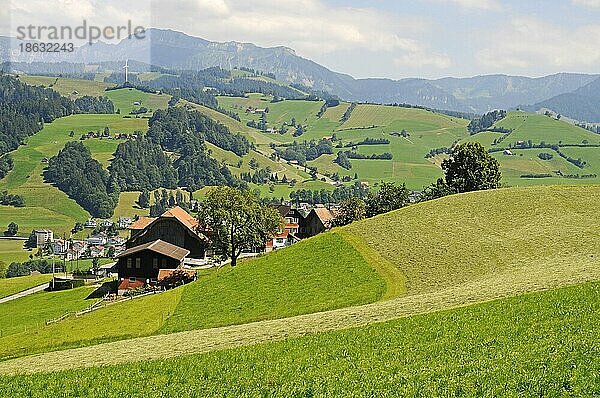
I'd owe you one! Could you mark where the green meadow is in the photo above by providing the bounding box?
[0,114,148,236]
[0,185,597,365]
[18,76,114,98]
[0,274,53,299]
[0,281,597,396]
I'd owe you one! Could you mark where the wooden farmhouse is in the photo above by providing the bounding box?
[116,239,190,295]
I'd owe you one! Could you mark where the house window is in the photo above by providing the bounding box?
[135,258,141,269]
[127,258,132,269]
[276,238,284,244]
[153,258,159,269]
[161,258,167,267]
[128,277,136,283]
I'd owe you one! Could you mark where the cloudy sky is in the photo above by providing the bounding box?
[3,0,600,79]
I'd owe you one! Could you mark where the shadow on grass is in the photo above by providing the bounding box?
[86,280,117,299]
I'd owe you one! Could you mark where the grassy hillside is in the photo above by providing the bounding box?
[1,281,597,396]
[18,76,114,98]
[0,185,598,362]
[0,115,148,236]
[105,88,170,115]
[0,232,386,359]
[462,112,600,187]
[0,274,53,299]
[347,185,600,295]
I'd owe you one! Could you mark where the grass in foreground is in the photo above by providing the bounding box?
[0,287,181,359]
[1,281,597,396]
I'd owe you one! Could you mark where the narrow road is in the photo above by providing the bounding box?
[0,283,49,304]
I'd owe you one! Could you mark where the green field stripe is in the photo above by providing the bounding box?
[2,254,598,376]
[336,229,406,300]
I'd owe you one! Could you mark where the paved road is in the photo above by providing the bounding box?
[0,283,49,304]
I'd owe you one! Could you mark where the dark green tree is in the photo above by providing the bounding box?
[198,187,283,267]
[332,197,366,227]
[442,142,501,193]
[6,222,18,236]
[365,182,409,217]
[138,189,150,208]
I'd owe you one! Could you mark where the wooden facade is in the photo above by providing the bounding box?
[128,217,206,258]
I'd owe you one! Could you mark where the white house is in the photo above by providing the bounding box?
[84,219,97,229]
[118,217,133,229]
[89,246,105,257]
[100,219,113,228]
[86,235,107,246]
[34,229,53,248]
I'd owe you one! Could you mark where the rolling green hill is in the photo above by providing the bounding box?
[0,185,598,366]
[1,281,597,396]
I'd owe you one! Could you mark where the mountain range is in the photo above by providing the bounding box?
[2,29,599,120]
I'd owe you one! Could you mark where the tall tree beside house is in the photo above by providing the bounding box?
[365,182,409,218]
[332,197,366,227]
[198,187,283,267]
[441,142,501,193]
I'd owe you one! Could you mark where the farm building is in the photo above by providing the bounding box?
[127,207,208,259]
[116,239,191,295]
[299,206,335,238]
[34,229,54,248]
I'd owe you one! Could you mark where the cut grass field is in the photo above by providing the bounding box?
[0,240,31,263]
[0,185,598,367]
[1,281,596,396]
[105,88,170,115]
[0,286,95,338]
[0,274,53,299]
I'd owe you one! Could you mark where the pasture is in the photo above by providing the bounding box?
[1,281,596,396]
[18,76,114,98]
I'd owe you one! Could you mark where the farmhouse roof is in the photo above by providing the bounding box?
[161,206,199,230]
[116,240,190,261]
[312,207,334,225]
[129,217,156,230]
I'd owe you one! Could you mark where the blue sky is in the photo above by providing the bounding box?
[4,0,600,79]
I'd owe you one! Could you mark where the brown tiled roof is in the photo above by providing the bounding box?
[161,206,198,230]
[118,278,145,291]
[129,217,156,230]
[275,204,292,217]
[116,240,190,261]
[313,207,334,225]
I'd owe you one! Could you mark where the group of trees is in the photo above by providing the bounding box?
[468,110,507,134]
[340,103,357,123]
[108,137,178,191]
[290,182,370,205]
[0,155,13,179]
[45,141,119,218]
[0,190,24,207]
[273,139,333,164]
[149,189,191,216]
[333,182,410,227]
[0,259,54,278]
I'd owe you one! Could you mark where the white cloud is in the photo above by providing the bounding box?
[477,17,600,72]
[428,0,503,11]
[571,0,600,8]
[395,52,451,69]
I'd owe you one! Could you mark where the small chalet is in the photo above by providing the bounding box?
[127,207,207,259]
[299,206,335,238]
[116,239,191,295]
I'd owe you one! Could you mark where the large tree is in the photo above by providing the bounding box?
[442,142,501,193]
[365,182,409,217]
[198,187,282,267]
[332,197,366,227]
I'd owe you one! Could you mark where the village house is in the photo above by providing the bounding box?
[100,219,113,228]
[127,207,208,259]
[118,216,133,229]
[299,206,335,238]
[84,219,97,229]
[34,229,53,248]
[90,246,105,258]
[115,239,191,295]
[86,234,107,246]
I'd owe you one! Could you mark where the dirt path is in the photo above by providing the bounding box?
[1,259,598,376]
